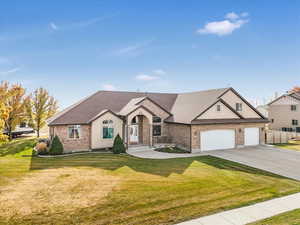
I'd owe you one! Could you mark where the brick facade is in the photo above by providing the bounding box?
[51,125,91,153]
[166,123,191,150]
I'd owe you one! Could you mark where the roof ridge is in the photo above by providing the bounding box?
[99,90,178,95]
[180,87,230,95]
[49,90,103,124]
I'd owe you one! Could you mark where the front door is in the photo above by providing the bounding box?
[129,125,139,143]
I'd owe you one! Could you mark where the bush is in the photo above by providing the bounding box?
[113,134,126,154]
[36,142,48,155]
[38,138,50,147]
[49,135,64,155]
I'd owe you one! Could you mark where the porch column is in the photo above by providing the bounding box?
[126,122,129,150]
[149,123,153,147]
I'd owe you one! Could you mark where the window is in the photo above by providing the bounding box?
[153,125,161,136]
[292,120,298,126]
[68,125,81,139]
[153,116,162,123]
[103,120,114,139]
[216,104,221,112]
[236,103,242,111]
[291,105,297,111]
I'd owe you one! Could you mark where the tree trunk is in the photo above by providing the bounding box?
[37,129,40,138]
[8,127,12,141]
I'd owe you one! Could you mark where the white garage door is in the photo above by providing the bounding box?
[244,128,260,146]
[201,130,235,151]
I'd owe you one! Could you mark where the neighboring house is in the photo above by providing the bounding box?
[48,87,268,153]
[268,91,300,132]
[256,105,268,118]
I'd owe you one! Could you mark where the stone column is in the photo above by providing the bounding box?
[149,123,153,147]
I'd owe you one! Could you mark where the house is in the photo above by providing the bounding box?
[256,105,268,118]
[268,91,300,132]
[48,87,268,153]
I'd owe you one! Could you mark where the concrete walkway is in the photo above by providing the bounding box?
[177,192,300,225]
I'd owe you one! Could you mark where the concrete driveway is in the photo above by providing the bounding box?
[128,146,300,181]
[208,146,300,181]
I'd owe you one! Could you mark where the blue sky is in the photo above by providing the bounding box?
[1,0,300,109]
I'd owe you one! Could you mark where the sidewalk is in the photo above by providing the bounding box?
[177,193,300,225]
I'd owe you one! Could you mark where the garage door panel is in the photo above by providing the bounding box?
[201,129,235,151]
[244,128,259,146]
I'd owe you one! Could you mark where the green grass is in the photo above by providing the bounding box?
[1,138,300,225]
[154,146,190,154]
[249,209,300,225]
[275,140,300,152]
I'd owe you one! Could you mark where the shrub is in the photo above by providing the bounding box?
[49,135,64,155]
[38,138,50,147]
[36,142,48,155]
[113,134,126,154]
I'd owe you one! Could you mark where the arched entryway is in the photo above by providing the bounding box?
[126,107,153,148]
[128,115,151,146]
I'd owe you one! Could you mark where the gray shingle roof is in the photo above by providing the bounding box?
[49,88,265,125]
[49,91,177,125]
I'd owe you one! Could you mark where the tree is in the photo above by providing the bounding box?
[0,81,26,140]
[25,87,58,137]
[112,134,126,154]
[0,101,8,142]
[49,135,63,155]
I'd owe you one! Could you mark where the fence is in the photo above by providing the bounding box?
[266,130,300,144]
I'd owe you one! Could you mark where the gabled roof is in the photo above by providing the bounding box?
[49,91,177,125]
[268,92,300,106]
[169,88,230,124]
[49,87,266,126]
[192,98,245,120]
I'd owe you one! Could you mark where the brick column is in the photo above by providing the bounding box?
[149,123,153,147]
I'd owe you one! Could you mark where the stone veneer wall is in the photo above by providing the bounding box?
[51,125,91,153]
[191,123,265,151]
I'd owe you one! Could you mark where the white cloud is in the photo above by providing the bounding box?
[153,69,166,75]
[113,39,155,56]
[50,22,58,30]
[0,67,20,75]
[241,12,249,17]
[102,84,116,91]
[135,74,159,81]
[197,12,249,36]
[225,12,239,20]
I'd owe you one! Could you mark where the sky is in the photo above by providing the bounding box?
[1,0,300,109]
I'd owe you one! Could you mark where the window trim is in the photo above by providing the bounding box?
[68,125,81,139]
[153,124,162,137]
[102,120,114,139]
[291,105,297,111]
[152,116,162,123]
[236,103,243,112]
[292,119,298,126]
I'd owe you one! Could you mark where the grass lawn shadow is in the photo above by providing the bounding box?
[29,152,287,179]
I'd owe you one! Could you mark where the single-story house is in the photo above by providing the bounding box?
[268,90,300,132]
[48,87,268,153]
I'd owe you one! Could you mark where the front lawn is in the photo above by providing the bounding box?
[1,139,300,225]
[275,140,300,152]
[249,209,300,225]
